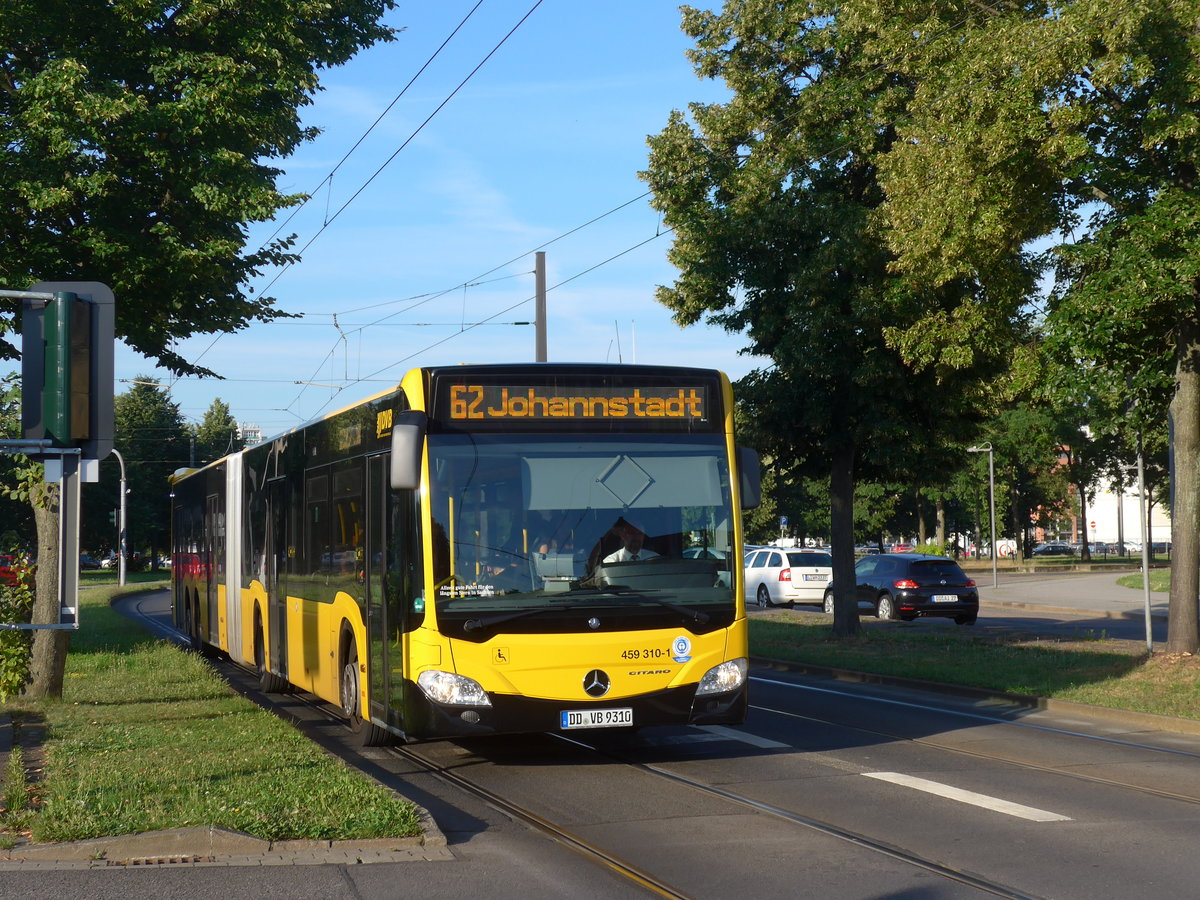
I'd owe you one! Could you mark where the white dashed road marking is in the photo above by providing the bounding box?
[863,772,1072,822]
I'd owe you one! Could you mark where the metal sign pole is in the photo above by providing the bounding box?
[0,442,82,631]
[57,451,81,628]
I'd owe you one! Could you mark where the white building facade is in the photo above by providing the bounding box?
[1083,478,1171,547]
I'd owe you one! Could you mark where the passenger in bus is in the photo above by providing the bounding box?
[532,509,576,557]
[483,548,530,593]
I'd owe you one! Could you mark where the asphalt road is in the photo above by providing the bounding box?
[4,573,1193,899]
[751,568,1170,645]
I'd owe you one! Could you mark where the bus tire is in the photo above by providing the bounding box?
[191,591,218,658]
[254,613,289,693]
[340,636,390,747]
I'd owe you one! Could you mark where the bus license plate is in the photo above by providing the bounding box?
[932,594,958,602]
[561,708,633,729]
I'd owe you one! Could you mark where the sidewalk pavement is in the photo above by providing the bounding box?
[975,570,1169,621]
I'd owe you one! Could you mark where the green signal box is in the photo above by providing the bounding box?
[21,281,114,461]
[44,292,91,445]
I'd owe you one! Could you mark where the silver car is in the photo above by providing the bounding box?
[744,547,833,608]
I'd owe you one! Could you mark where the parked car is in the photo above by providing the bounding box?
[889,542,914,553]
[0,555,17,586]
[80,554,102,570]
[744,547,833,608]
[1032,542,1074,556]
[823,552,978,625]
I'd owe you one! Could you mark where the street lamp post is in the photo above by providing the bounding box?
[968,443,998,589]
[1136,432,1153,653]
[112,448,127,587]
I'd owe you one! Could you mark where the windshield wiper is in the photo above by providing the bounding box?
[463,602,577,632]
[462,589,711,632]
[594,587,711,625]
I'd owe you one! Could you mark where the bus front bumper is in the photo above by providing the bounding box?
[405,680,747,739]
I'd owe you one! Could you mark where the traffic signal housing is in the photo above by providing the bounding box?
[21,282,114,461]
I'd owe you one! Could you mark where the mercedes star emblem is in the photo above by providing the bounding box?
[583,669,610,697]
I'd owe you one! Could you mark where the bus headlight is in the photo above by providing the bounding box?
[417,670,492,706]
[695,658,748,696]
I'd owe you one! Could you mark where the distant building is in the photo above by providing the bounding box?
[1086,477,1171,547]
[238,422,263,446]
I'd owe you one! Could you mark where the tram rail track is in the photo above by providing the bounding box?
[548,732,1043,900]
[748,675,1200,808]
[272,679,1046,900]
[229,658,1041,899]
[388,742,689,899]
[122,595,1200,898]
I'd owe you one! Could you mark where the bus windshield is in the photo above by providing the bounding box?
[427,433,737,634]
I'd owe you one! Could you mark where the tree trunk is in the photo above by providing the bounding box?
[24,480,70,699]
[916,489,927,546]
[829,440,861,638]
[1167,307,1200,655]
[1010,483,1024,564]
[935,497,946,547]
[1077,481,1091,562]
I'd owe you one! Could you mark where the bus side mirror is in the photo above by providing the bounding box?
[390,410,427,490]
[737,446,761,510]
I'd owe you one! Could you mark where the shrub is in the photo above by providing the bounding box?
[0,561,35,700]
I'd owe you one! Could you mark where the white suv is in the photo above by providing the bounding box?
[744,547,832,608]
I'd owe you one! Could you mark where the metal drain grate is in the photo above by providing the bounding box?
[106,855,216,866]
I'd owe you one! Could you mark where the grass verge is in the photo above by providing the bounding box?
[1116,567,1171,592]
[2,584,421,845]
[749,613,1200,720]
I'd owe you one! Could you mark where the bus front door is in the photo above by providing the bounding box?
[266,477,289,683]
[366,455,389,725]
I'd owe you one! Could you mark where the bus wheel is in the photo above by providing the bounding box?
[254,617,288,693]
[191,594,217,658]
[340,643,390,747]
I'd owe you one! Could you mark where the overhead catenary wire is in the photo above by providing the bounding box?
[166,0,1091,430]
[193,0,545,371]
[258,0,489,250]
[253,0,546,302]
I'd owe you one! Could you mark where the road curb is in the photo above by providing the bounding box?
[751,656,1200,737]
[988,599,1168,621]
[0,823,452,868]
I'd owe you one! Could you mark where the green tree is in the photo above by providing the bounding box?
[857,0,1200,651]
[112,379,189,564]
[192,397,244,465]
[1,0,399,696]
[642,2,1017,636]
[0,0,396,372]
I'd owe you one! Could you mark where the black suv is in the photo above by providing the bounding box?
[823,553,979,625]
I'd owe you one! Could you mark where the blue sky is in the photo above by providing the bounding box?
[119,1,762,438]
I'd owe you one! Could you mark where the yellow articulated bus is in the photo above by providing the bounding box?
[170,363,761,744]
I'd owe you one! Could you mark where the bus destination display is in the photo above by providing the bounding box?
[443,383,710,427]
